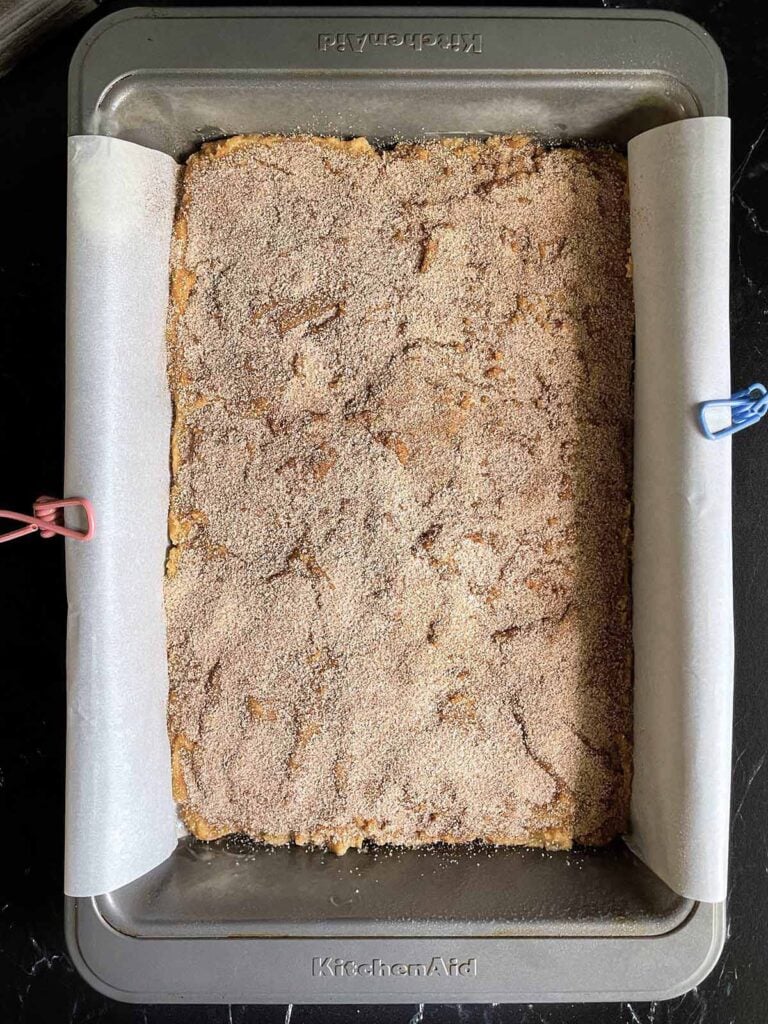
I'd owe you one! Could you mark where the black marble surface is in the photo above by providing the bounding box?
[1,0,767,1021]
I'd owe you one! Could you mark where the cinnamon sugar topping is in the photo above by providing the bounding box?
[165,134,634,852]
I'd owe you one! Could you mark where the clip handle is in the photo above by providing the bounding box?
[0,496,95,544]
[699,384,768,441]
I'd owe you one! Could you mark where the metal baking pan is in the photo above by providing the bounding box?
[65,5,728,1004]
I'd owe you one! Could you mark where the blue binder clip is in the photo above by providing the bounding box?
[699,383,768,440]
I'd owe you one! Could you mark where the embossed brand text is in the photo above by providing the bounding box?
[318,32,483,54]
[312,956,478,978]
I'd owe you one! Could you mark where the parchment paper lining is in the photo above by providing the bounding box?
[64,118,733,901]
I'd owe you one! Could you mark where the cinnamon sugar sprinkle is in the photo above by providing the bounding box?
[165,134,634,853]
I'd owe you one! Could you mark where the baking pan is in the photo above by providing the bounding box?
[65,6,728,1004]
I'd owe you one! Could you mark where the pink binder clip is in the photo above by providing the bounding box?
[0,496,95,544]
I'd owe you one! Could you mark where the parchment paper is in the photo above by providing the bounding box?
[64,119,734,901]
[65,136,179,896]
[628,116,733,903]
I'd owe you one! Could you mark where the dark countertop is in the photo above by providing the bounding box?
[1,1,766,1021]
